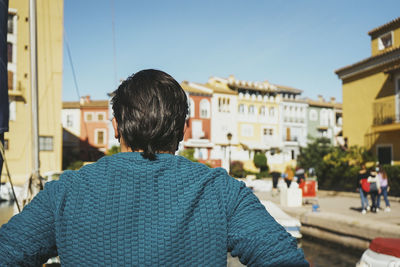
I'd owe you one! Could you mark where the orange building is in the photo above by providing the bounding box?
[62,96,109,166]
[181,81,220,167]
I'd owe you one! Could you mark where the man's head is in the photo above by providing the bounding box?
[111,69,188,160]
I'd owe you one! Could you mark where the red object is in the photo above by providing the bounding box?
[299,180,317,198]
[361,179,370,192]
[369,238,400,258]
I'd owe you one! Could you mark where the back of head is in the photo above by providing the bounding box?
[111,69,188,160]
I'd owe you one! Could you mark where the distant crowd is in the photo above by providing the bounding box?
[357,164,391,214]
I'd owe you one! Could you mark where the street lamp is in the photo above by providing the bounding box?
[227,133,232,174]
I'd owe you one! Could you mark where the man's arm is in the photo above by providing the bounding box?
[224,176,308,267]
[0,180,60,266]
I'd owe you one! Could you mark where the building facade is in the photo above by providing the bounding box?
[181,81,216,165]
[3,0,63,185]
[307,96,342,146]
[62,96,109,167]
[335,17,400,165]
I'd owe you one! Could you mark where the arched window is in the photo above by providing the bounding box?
[238,104,245,114]
[200,99,210,118]
[189,98,195,118]
[259,106,266,116]
[269,107,275,117]
[248,105,255,115]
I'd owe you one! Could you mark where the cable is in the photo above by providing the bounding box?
[0,140,21,212]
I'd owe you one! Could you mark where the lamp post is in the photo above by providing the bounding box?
[227,133,232,174]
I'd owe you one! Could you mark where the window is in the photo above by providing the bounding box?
[200,99,210,118]
[248,105,255,115]
[7,14,14,34]
[378,32,393,50]
[39,136,53,151]
[241,124,253,137]
[309,110,318,121]
[189,98,195,117]
[8,71,13,90]
[85,112,93,122]
[259,106,266,116]
[269,107,275,117]
[238,104,245,114]
[7,42,12,63]
[95,129,106,145]
[320,109,328,126]
[9,101,16,121]
[66,114,73,127]
[263,128,273,136]
[4,139,9,150]
[97,112,105,121]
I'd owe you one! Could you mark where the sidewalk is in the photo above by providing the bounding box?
[254,190,400,250]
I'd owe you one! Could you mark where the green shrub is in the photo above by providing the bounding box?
[253,152,268,179]
[107,145,121,155]
[230,161,245,178]
[67,160,84,170]
[382,165,400,197]
[179,148,198,162]
[298,138,375,192]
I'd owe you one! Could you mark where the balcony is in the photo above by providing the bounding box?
[372,100,400,132]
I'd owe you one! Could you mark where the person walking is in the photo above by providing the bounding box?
[368,168,381,213]
[284,166,294,188]
[357,164,370,214]
[0,69,308,266]
[377,166,391,212]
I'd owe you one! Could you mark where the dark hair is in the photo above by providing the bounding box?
[111,69,188,160]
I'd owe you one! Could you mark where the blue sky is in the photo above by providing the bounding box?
[62,0,400,102]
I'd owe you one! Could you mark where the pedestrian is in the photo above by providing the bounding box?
[0,69,308,266]
[284,166,294,188]
[368,168,381,213]
[270,169,281,195]
[357,164,370,214]
[295,167,305,184]
[376,166,391,212]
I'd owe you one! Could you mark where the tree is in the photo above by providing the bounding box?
[253,152,269,179]
[107,145,121,155]
[178,148,197,162]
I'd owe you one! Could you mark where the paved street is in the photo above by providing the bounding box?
[255,190,400,225]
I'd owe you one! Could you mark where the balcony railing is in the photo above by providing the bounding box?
[373,100,399,126]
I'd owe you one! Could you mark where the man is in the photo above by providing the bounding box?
[0,69,308,266]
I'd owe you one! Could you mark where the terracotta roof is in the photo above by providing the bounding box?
[335,46,400,78]
[307,98,342,109]
[368,17,400,37]
[275,84,302,94]
[62,100,109,109]
[204,83,237,95]
[181,81,213,95]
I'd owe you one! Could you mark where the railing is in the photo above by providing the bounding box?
[373,100,399,126]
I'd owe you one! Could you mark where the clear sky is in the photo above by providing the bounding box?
[62,0,400,103]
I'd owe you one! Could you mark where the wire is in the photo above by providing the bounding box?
[0,141,21,212]
[110,0,117,88]
[64,32,81,100]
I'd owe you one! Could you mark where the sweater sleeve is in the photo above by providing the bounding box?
[0,180,61,266]
[224,175,308,267]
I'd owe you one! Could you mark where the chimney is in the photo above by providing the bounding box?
[80,97,84,105]
[330,97,336,104]
[85,95,90,103]
[318,95,324,102]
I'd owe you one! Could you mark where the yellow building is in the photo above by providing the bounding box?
[335,17,400,165]
[3,0,64,185]
[226,76,280,171]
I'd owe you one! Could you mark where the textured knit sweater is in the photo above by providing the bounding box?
[0,152,308,266]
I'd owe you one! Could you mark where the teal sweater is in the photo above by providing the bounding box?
[0,152,308,266]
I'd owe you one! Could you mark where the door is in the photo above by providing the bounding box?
[377,146,392,165]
